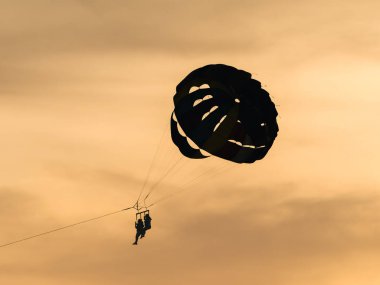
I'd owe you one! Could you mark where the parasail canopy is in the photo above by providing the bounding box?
[171,64,279,164]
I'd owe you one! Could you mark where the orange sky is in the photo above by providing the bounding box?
[1,1,380,284]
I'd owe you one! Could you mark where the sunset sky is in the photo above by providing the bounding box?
[1,0,380,284]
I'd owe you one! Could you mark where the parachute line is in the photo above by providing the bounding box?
[146,164,231,208]
[142,156,184,206]
[136,125,169,202]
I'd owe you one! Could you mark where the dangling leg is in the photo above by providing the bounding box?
[133,231,139,245]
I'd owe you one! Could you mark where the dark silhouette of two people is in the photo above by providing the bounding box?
[133,213,152,245]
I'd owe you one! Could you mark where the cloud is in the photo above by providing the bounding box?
[2,185,380,285]
[0,187,38,217]
[0,187,52,247]
[1,1,380,284]
[2,0,378,63]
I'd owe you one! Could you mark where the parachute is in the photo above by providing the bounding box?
[171,64,279,164]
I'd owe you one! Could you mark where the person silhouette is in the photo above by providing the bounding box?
[133,218,145,245]
[141,213,152,238]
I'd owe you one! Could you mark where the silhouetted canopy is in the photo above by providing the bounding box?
[171,64,279,164]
